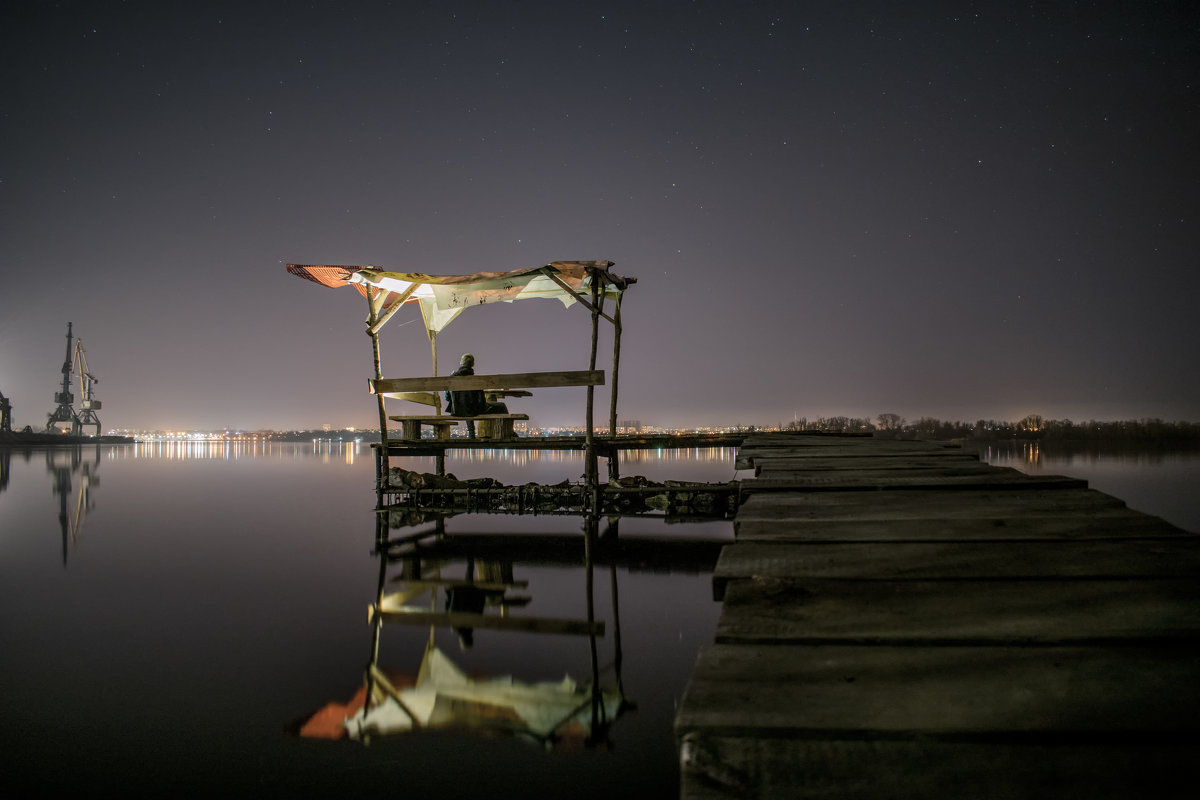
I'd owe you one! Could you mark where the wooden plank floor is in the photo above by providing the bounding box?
[675,433,1200,799]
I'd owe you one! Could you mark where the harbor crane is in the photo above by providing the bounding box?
[44,322,102,436]
[74,338,102,436]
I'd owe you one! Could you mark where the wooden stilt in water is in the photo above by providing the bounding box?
[607,518,625,699]
[362,524,390,735]
[584,512,603,736]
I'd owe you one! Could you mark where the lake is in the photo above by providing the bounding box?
[1,439,1195,798]
[0,441,737,799]
[975,441,1200,534]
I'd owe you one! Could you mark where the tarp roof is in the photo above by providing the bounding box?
[286,261,629,334]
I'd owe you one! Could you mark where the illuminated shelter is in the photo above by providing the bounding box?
[285,261,636,474]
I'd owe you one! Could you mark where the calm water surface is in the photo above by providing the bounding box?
[3,440,1195,797]
[977,442,1200,533]
[0,442,735,798]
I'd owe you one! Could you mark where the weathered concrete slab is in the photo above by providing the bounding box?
[713,540,1200,595]
[715,576,1200,644]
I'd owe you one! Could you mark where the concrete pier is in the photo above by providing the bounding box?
[675,432,1200,799]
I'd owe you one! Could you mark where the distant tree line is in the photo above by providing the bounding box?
[786,414,1200,447]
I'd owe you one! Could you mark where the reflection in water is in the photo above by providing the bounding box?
[129,438,366,464]
[0,445,106,563]
[979,441,1042,467]
[978,441,1200,533]
[0,442,725,795]
[34,446,103,565]
[300,512,633,748]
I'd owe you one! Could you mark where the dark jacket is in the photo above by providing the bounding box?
[445,364,487,416]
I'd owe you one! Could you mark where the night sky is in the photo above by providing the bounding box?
[2,1,1198,432]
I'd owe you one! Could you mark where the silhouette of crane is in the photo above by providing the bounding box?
[45,322,79,433]
[44,322,102,436]
[74,338,102,436]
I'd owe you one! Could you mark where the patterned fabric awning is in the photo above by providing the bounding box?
[286,261,629,334]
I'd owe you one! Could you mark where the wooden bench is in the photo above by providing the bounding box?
[371,370,604,442]
[387,413,529,441]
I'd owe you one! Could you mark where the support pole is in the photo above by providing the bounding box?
[609,290,623,436]
[367,289,391,494]
[430,330,445,476]
[585,273,601,498]
[608,290,623,481]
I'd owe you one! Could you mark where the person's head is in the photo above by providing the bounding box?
[460,353,474,367]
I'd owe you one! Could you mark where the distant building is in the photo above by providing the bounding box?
[619,419,642,433]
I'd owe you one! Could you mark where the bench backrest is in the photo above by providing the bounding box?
[379,391,439,407]
[371,369,605,394]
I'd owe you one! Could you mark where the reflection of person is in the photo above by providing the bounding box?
[445,584,486,649]
[444,353,508,438]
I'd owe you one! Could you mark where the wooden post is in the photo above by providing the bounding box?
[367,288,391,490]
[609,290,623,436]
[585,272,600,494]
[608,289,623,481]
[430,329,446,476]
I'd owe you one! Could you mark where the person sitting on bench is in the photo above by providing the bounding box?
[444,353,508,438]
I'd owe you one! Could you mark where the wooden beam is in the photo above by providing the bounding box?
[367,664,422,727]
[372,370,604,393]
[376,608,603,636]
[386,577,530,590]
[541,268,616,325]
[381,391,439,407]
[367,282,421,335]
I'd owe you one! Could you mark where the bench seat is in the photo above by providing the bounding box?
[388,413,529,441]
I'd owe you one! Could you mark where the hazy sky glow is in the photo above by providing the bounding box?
[2,1,1197,431]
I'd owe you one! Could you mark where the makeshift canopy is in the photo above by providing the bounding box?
[286,259,634,475]
[286,260,629,337]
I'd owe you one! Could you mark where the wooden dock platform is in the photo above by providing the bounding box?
[675,432,1200,799]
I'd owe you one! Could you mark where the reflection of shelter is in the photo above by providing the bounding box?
[304,513,630,748]
[285,261,635,488]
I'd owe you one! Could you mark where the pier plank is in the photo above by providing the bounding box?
[679,733,1199,800]
[740,468,1088,492]
[736,511,1182,542]
[736,487,1128,521]
[734,488,1187,541]
[677,642,1200,736]
[715,576,1200,644]
[679,434,1200,799]
[752,454,982,473]
[713,539,1200,593]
